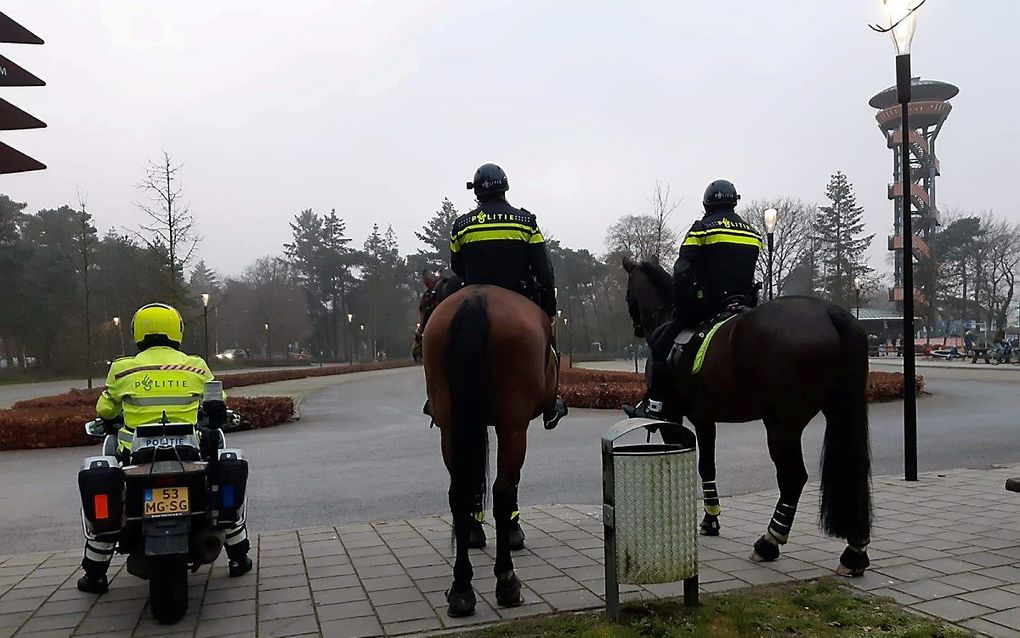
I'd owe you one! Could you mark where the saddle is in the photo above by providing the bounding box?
[668,295,753,376]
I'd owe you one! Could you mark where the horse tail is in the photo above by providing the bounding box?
[819,306,873,542]
[447,293,490,518]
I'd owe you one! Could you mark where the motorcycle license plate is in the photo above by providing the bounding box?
[143,487,190,517]
[139,436,186,448]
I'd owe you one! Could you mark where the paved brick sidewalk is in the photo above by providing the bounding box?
[2,466,1019,637]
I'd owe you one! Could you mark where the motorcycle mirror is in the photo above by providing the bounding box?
[466,181,474,190]
[84,419,107,438]
[221,410,243,432]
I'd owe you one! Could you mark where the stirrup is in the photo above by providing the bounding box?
[543,397,567,430]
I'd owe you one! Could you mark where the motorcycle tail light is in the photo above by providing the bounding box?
[94,494,109,520]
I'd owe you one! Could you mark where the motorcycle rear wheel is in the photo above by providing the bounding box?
[149,557,188,624]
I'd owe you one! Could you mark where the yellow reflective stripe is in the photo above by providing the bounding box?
[453,222,535,241]
[682,235,703,247]
[701,233,763,247]
[457,229,531,245]
[529,232,545,244]
[450,239,460,253]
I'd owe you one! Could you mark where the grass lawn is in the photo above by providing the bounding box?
[453,580,972,638]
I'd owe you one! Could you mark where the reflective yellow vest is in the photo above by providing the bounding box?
[95,346,215,451]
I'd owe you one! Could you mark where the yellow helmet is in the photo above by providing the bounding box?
[132,303,184,346]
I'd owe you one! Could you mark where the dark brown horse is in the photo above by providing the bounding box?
[418,276,558,617]
[622,256,873,576]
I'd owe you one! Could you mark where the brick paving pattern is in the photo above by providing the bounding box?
[1,466,1018,637]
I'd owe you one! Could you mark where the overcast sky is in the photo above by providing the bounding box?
[2,1,1017,277]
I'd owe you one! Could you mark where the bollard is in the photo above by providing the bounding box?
[603,418,699,621]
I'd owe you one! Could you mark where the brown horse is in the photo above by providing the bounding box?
[418,275,558,617]
[622,256,873,576]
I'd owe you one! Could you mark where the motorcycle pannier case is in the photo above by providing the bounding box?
[78,456,125,536]
[209,449,248,525]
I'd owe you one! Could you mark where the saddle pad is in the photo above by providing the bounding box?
[691,314,737,374]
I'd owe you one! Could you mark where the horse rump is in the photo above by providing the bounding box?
[819,306,873,543]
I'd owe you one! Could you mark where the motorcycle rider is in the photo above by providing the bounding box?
[451,162,567,430]
[626,179,762,420]
[77,303,252,594]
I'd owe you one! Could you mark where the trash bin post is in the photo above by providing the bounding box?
[602,418,699,622]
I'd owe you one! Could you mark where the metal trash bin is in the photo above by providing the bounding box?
[602,418,699,619]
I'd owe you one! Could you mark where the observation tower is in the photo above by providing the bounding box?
[869,78,958,303]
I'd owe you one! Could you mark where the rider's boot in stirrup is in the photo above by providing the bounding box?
[623,361,670,420]
[543,396,568,430]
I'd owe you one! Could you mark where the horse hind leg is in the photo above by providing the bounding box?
[492,426,527,608]
[751,422,809,563]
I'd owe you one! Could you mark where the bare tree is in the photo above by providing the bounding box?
[72,189,98,387]
[135,151,199,301]
[648,180,681,265]
[604,214,661,263]
[743,197,816,297]
[980,214,1020,331]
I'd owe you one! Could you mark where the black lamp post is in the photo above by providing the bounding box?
[201,293,210,362]
[113,316,125,357]
[873,0,922,481]
[764,208,778,301]
[346,313,353,364]
[854,278,862,320]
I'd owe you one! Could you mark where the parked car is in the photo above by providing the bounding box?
[216,349,251,361]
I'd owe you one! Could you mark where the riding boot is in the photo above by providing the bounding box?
[226,538,253,577]
[623,361,673,420]
[543,343,568,430]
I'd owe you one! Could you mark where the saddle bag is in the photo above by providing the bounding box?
[209,449,248,525]
[79,456,125,536]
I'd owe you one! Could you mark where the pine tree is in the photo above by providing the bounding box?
[415,198,459,273]
[813,171,874,308]
[189,260,220,294]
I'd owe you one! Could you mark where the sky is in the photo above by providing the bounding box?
[1,1,1017,278]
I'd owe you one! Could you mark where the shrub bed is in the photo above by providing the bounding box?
[559,367,924,409]
[0,396,295,452]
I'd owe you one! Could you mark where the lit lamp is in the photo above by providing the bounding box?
[264,323,270,360]
[763,208,779,301]
[112,316,124,356]
[201,293,211,362]
[873,0,922,481]
[854,277,862,320]
[346,313,354,364]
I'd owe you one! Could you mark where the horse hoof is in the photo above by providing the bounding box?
[750,535,780,562]
[446,587,476,617]
[699,515,720,536]
[467,521,486,549]
[508,521,526,551]
[837,545,870,577]
[495,572,523,608]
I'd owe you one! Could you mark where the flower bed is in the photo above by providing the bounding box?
[1,360,413,451]
[559,367,924,410]
[0,396,295,452]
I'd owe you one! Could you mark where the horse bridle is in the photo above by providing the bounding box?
[414,284,441,346]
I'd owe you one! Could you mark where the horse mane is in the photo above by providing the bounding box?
[636,260,673,302]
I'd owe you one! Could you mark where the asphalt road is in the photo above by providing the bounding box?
[2,363,1019,555]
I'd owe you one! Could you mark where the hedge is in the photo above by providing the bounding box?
[559,367,924,410]
[0,396,294,452]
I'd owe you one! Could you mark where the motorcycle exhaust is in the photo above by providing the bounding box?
[192,529,225,564]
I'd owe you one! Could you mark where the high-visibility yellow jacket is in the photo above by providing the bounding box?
[95,346,215,451]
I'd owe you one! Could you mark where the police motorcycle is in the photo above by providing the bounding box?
[77,381,248,624]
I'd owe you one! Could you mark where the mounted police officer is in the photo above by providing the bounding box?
[626,179,762,420]
[451,163,567,429]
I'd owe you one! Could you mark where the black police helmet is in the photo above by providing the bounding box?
[466,163,509,200]
[703,179,740,212]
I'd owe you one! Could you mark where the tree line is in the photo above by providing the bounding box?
[2,156,1017,377]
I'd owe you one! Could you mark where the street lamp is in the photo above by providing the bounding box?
[874,0,923,481]
[346,313,354,364]
[360,324,365,362]
[763,208,779,301]
[264,323,270,360]
[112,316,124,356]
[854,277,862,320]
[201,293,210,362]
